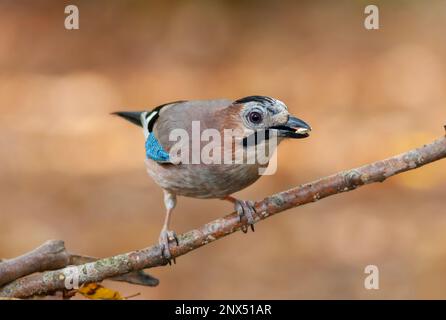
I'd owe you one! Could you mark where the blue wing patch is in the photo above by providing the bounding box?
[145,133,170,162]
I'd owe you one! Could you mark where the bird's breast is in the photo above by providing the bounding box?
[145,160,263,198]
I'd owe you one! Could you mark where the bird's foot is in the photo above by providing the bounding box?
[234,199,256,233]
[158,228,179,265]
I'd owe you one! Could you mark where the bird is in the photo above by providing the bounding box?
[113,96,311,263]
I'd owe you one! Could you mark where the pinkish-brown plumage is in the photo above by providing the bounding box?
[114,96,311,261]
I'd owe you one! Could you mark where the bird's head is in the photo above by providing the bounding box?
[232,96,311,145]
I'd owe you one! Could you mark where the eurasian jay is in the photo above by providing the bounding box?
[114,96,311,262]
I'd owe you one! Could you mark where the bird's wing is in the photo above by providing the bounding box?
[142,100,186,137]
[152,99,233,152]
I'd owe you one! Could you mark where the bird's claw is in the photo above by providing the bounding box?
[159,229,179,265]
[234,200,256,233]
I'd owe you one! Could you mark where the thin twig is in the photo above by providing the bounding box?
[1,129,445,298]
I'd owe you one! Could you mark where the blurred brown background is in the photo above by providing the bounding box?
[1,0,446,299]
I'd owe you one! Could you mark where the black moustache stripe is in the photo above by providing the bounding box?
[242,130,271,147]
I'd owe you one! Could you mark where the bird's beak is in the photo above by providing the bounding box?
[112,111,143,127]
[270,115,312,139]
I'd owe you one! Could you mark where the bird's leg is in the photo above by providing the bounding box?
[159,190,178,265]
[223,195,256,233]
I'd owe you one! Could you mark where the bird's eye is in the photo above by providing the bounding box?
[248,111,263,124]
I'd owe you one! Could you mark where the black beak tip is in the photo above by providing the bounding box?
[290,131,310,139]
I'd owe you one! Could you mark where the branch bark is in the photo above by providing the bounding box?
[1,130,445,298]
[0,240,158,290]
[0,240,70,287]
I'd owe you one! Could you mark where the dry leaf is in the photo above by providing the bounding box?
[78,283,123,300]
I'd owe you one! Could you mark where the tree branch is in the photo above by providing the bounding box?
[0,240,70,287]
[0,240,158,291]
[1,129,445,298]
